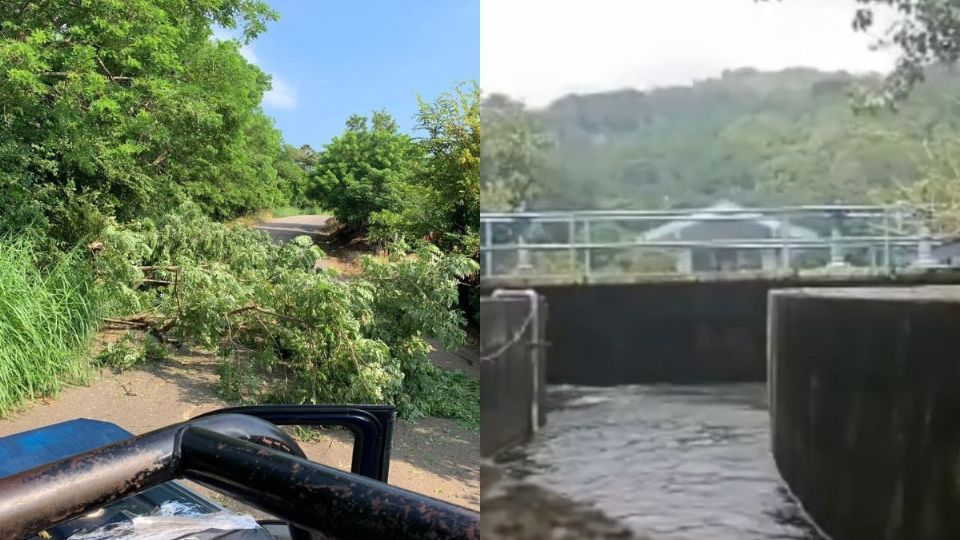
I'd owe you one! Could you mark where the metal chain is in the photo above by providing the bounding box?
[478,308,535,363]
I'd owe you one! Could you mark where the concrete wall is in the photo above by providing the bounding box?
[481,273,960,386]
[480,293,547,457]
[535,280,769,384]
[769,287,960,540]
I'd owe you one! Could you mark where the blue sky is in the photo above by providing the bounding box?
[223,1,479,148]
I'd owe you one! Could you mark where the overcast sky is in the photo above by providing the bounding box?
[481,0,898,107]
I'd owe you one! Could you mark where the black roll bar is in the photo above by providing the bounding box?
[0,412,479,540]
[193,404,395,481]
[180,426,478,540]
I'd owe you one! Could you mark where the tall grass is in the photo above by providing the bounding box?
[0,239,102,415]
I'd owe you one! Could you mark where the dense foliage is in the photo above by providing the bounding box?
[96,332,169,373]
[309,111,428,242]
[416,83,481,320]
[480,94,552,211]
[0,0,296,244]
[482,68,960,212]
[307,84,481,319]
[308,84,481,257]
[416,83,481,259]
[94,205,478,421]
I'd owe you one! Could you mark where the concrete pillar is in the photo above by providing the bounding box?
[827,225,848,268]
[514,218,534,275]
[762,250,777,272]
[480,292,548,457]
[483,220,492,277]
[676,249,692,273]
[912,225,939,269]
[769,287,960,540]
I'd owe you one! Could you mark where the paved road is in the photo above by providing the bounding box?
[253,215,364,274]
[253,214,332,243]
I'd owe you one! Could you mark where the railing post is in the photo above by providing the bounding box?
[483,220,492,278]
[780,214,791,270]
[914,223,938,269]
[827,211,848,268]
[583,219,592,279]
[906,205,938,269]
[883,206,892,272]
[514,217,533,275]
[568,213,576,275]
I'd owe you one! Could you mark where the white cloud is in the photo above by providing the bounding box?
[239,44,259,65]
[264,77,299,110]
[211,26,298,110]
[211,26,233,42]
[481,0,898,107]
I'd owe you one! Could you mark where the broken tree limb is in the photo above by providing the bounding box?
[102,318,150,327]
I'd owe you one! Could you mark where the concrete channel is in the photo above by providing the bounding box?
[483,275,960,539]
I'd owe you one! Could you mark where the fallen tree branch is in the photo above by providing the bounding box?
[227,304,308,327]
[96,56,115,82]
[140,278,173,285]
[103,318,150,327]
[103,316,181,346]
[150,151,169,166]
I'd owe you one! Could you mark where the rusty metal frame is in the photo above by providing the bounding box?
[0,412,479,540]
[193,404,395,481]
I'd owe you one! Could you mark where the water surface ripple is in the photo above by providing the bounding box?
[493,384,825,540]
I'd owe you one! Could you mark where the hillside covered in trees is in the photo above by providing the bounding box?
[483,67,960,211]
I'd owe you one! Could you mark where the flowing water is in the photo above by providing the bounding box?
[484,383,826,540]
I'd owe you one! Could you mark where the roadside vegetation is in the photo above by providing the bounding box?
[0,240,101,413]
[0,1,479,428]
[93,206,475,418]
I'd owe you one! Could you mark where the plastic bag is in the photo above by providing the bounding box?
[66,501,274,540]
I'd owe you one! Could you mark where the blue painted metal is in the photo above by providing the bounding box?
[0,419,131,479]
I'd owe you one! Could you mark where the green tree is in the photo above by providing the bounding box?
[94,206,478,421]
[275,144,318,207]
[416,82,480,322]
[481,94,553,211]
[416,82,480,256]
[0,0,287,243]
[308,111,427,238]
[762,1,960,225]
[291,144,320,172]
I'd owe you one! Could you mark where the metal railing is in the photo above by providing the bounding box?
[480,204,945,281]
